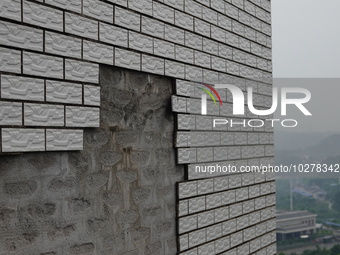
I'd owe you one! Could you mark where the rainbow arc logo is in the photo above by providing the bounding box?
[195,82,223,115]
[194,82,312,117]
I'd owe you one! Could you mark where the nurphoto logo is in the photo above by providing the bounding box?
[197,83,312,128]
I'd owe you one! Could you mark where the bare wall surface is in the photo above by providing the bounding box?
[0,66,184,255]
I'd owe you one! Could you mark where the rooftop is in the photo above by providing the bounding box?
[276,210,317,221]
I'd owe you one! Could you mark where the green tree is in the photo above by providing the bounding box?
[330,244,340,255]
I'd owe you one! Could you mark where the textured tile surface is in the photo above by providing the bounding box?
[129,32,154,54]
[165,60,185,78]
[1,75,44,101]
[46,129,83,151]
[142,55,164,75]
[115,48,141,71]
[65,13,98,40]
[45,31,82,59]
[65,59,99,83]
[0,47,21,74]
[0,101,22,125]
[2,128,45,152]
[115,7,140,31]
[83,0,114,23]
[165,25,185,44]
[23,52,63,79]
[45,0,82,13]
[84,85,101,106]
[0,0,275,252]
[177,172,276,253]
[153,2,174,23]
[0,0,21,21]
[66,106,100,127]
[154,39,175,58]
[24,103,64,126]
[46,80,82,104]
[83,40,114,65]
[23,1,63,31]
[99,23,128,47]
[142,17,164,38]
[129,0,152,15]
[0,20,43,51]
[175,11,194,30]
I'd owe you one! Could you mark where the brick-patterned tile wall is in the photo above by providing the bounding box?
[0,67,184,255]
[176,173,276,254]
[0,0,272,153]
[172,79,275,254]
[0,0,275,254]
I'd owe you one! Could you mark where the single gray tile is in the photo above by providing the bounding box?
[83,0,113,23]
[142,55,164,75]
[197,179,214,195]
[197,210,214,228]
[179,215,198,234]
[0,101,22,125]
[84,85,100,106]
[65,12,98,40]
[229,203,243,218]
[65,59,99,83]
[178,181,197,199]
[0,0,21,21]
[99,23,128,47]
[66,106,100,127]
[129,0,152,15]
[46,129,83,151]
[222,219,236,235]
[214,206,229,223]
[83,40,114,65]
[46,80,82,104]
[189,229,206,248]
[206,193,222,209]
[1,75,44,101]
[115,6,140,31]
[215,236,230,253]
[24,103,64,126]
[0,47,21,74]
[0,20,43,51]
[23,1,63,31]
[2,128,45,152]
[188,196,205,213]
[115,48,141,71]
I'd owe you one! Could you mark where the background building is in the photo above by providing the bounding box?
[276,210,317,241]
[0,0,275,254]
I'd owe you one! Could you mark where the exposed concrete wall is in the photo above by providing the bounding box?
[0,66,183,255]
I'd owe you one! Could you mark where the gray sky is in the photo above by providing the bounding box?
[272,0,340,78]
[271,0,340,132]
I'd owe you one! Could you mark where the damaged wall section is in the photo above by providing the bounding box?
[0,66,183,255]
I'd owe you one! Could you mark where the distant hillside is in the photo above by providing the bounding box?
[306,134,340,158]
[275,133,340,174]
[275,131,333,151]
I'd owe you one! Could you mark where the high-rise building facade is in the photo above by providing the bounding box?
[0,0,275,254]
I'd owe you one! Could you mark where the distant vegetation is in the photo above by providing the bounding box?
[276,179,340,223]
[278,244,340,255]
[276,133,340,218]
[275,133,340,179]
[276,132,340,254]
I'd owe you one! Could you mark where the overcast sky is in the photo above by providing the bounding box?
[272,0,340,78]
[271,0,340,132]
